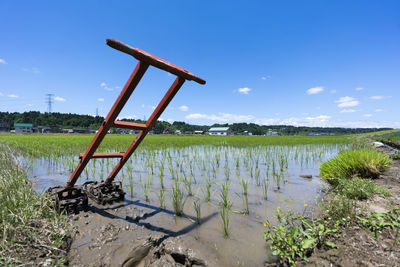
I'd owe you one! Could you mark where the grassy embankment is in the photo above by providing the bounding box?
[0,144,69,265]
[263,140,398,265]
[374,133,400,157]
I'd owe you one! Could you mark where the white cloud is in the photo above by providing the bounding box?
[355,87,364,91]
[305,115,331,121]
[185,111,400,128]
[7,94,18,98]
[54,96,66,102]
[363,114,372,118]
[306,86,324,95]
[0,59,6,64]
[22,67,40,74]
[330,89,337,94]
[238,87,251,95]
[167,118,173,123]
[186,112,255,123]
[370,95,391,100]
[141,104,156,110]
[100,82,118,91]
[179,105,189,112]
[375,109,385,112]
[335,96,360,108]
[97,98,104,102]
[0,92,3,96]
[340,109,356,113]
[261,76,271,80]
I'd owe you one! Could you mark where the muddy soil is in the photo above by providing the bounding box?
[298,144,400,267]
[67,204,210,267]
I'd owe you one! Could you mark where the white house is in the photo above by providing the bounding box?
[208,127,232,136]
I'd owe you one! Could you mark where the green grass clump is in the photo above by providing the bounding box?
[0,144,69,265]
[320,149,391,185]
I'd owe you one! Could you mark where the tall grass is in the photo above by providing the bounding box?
[0,144,69,264]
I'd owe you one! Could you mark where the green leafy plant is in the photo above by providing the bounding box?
[264,208,341,265]
[391,153,400,160]
[357,208,400,241]
[335,177,390,200]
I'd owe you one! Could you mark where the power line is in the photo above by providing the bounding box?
[46,94,54,113]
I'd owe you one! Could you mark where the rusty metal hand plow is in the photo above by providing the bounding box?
[47,38,205,212]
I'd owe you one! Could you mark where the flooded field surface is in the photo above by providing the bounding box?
[20,142,347,266]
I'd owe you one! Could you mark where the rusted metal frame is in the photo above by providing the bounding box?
[111,121,147,130]
[66,61,149,187]
[105,77,186,182]
[106,39,205,85]
[79,152,124,159]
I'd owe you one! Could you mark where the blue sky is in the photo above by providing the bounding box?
[0,1,399,128]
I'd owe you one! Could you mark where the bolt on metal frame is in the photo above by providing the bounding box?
[66,38,205,188]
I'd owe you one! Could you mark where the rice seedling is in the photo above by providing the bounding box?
[142,177,151,202]
[128,176,134,198]
[158,186,165,208]
[219,204,231,238]
[184,174,193,196]
[262,178,269,200]
[224,167,230,180]
[219,181,230,209]
[193,199,201,225]
[254,168,261,186]
[203,177,213,202]
[171,180,186,216]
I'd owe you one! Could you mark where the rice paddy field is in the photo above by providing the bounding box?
[0,134,351,265]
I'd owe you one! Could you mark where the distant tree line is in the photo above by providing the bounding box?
[0,111,392,135]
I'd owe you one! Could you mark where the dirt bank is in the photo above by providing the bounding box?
[298,144,400,267]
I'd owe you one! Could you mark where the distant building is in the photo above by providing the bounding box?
[266,129,278,136]
[0,122,10,132]
[308,132,329,136]
[243,131,253,136]
[72,128,91,134]
[14,123,33,133]
[129,130,140,134]
[163,128,173,135]
[194,130,204,134]
[208,127,232,136]
[175,130,182,135]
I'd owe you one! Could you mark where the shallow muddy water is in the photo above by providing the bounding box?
[24,144,345,266]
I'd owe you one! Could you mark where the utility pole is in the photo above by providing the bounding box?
[96,108,99,117]
[46,94,54,113]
